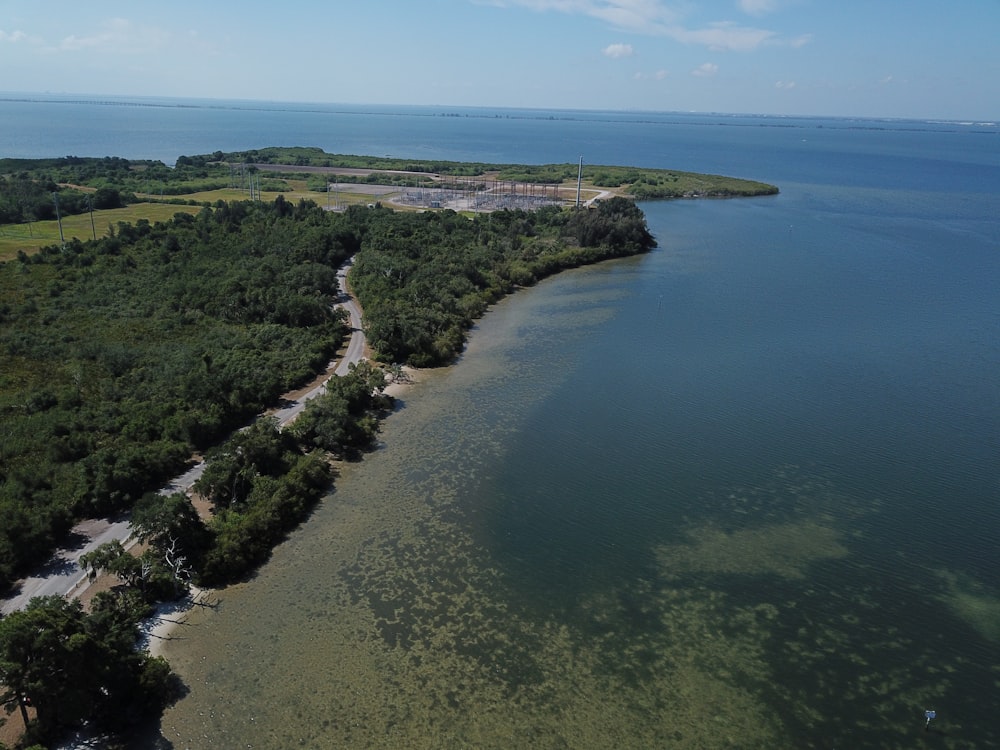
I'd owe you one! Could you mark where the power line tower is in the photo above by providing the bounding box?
[576,156,583,209]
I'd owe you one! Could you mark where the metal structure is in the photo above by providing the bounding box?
[396,176,567,212]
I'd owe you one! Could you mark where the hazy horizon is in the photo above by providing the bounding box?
[2,1,997,123]
[2,90,997,126]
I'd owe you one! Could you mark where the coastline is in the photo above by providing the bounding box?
[142,366,419,659]
[0,259,404,750]
[1,102,993,748]
[140,587,213,658]
[0,257,367,617]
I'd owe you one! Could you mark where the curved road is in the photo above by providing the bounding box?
[1,259,367,616]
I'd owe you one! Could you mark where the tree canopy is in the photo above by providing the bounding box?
[0,595,178,744]
[0,198,353,590]
[349,197,656,366]
[0,192,657,598]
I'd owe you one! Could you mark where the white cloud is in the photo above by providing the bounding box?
[669,21,775,51]
[0,29,27,43]
[775,80,795,89]
[489,0,681,30]
[488,0,808,52]
[654,69,669,80]
[692,62,719,77]
[590,0,683,30]
[59,18,170,54]
[603,42,634,58]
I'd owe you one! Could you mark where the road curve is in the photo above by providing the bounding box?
[1,258,367,616]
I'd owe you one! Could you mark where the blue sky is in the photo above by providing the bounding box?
[1,0,997,120]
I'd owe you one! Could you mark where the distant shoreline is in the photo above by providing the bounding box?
[2,94,996,131]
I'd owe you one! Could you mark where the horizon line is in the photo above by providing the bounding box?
[0,90,995,128]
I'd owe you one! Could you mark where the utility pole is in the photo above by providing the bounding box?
[88,195,96,240]
[52,192,65,247]
[576,156,583,209]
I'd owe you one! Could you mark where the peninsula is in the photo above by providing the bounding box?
[0,147,777,259]
[0,150,775,746]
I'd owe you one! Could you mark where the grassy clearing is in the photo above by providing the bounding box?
[176,185,308,205]
[0,203,203,259]
[0,186,393,260]
[167,182,384,208]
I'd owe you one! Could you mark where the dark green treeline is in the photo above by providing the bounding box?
[0,196,654,595]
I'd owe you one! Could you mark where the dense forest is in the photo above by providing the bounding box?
[0,198,355,592]
[0,195,654,596]
[0,359,390,747]
[0,167,661,744]
[0,198,366,746]
[350,198,656,365]
[0,154,228,210]
[0,172,126,225]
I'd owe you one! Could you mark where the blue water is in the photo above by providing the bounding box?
[468,183,999,746]
[3,95,998,747]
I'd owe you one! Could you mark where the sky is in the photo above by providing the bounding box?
[1,0,998,120]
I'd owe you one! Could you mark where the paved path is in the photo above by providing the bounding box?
[1,259,366,616]
[0,517,132,615]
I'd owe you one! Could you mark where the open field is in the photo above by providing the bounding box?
[0,203,203,259]
[0,189,381,259]
[170,180,399,206]
[0,182,484,258]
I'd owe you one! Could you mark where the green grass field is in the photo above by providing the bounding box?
[0,203,204,260]
[0,180,413,260]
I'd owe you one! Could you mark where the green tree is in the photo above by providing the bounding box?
[199,450,332,585]
[0,596,176,743]
[131,492,211,594]
[79,540,148,591]
[286,362,388,456]
[194,418,295,509]
[0,597,90,735]
[92,187,124,210]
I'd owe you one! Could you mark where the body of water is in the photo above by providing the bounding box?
[3,95,998,748]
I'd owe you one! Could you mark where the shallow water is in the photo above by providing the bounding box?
[154,194,999,747]
[13,97,984,748]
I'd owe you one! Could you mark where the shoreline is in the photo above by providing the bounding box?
[0,261,410,750]
[142,366,419,659]
[140,587,213,658]
[0,258,366,617]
